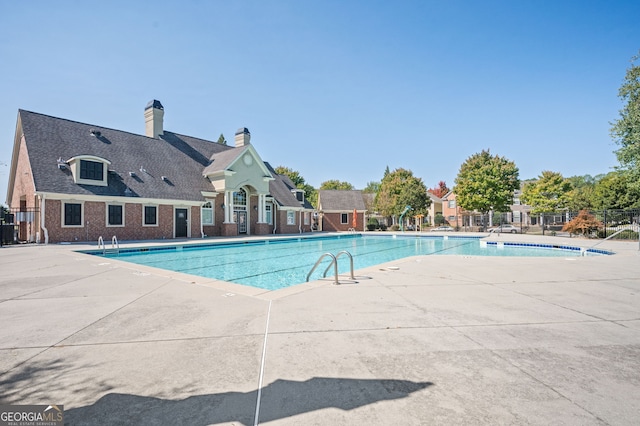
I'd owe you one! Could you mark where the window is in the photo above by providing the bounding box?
[144,206,157,226]
[448,215,455,222]
[304,212,310,225]
[233,188,247,209]
[201,202,213,225]
[341,213,348,224]
[287,210,295,225]
[80,160,104,181]
[265,204,272,224]
[292,190,304,203]
[64,203,82,226]
[513,198,521,205]
[108,205,123,226]
[513,211,521,223]
[448,200,456,209]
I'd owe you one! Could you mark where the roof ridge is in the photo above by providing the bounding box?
[18,109,226,145]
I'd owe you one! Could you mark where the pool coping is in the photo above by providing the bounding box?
[69,232,618,299]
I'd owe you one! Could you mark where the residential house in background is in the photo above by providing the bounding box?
[441,191,462,228]
[316,190,366,232]
[6,100,314,244]
[426,192,443,226]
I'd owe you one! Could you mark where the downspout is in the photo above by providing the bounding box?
[39,194,49,244]
[299,211,302,234]
[272,204,278,234]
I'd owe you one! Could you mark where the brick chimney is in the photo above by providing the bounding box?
[144,100,164,138]
[234,127,251,147]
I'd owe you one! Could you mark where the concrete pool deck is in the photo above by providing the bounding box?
[1,233,639,425]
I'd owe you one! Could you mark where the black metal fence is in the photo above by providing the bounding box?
[457,208,639,240]
[1,207,40,245]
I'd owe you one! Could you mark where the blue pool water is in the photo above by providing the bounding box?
[85,234,608,291]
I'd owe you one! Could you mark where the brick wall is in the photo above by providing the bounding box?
[322,212,361,232]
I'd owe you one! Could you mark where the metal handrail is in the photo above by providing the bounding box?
[97,236,104,250]
[582,224,639,255]
[323,250,356,280]
[306,252,339,285]
[111,235,119,249]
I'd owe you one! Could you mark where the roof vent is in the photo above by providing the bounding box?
[90,129,101,137]
[129,171,137,177]
[161,176,168,181]
[57,157,67,169]
[124,188,133,196]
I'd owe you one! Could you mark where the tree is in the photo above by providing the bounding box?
[562,210,603,237]
[374,168,430,219]
[592,171,640,210]
[611,51,640,191]
[363,181,380,194]
[453,150,520,214]
[427,181,450,198]
[565,174,597,211]
[521,171,571,212]
[520,171,572,226]
[274,166,318,207]
[216,133,227,145]
[319,180,354,190]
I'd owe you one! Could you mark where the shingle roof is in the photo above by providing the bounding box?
[18,109,317,210]
[19,110,234,202]
[264,162,314,209]
[202,145,249,175]
[317,190,366,211]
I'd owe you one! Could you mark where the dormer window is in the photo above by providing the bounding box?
[292,189,304,204]
[80,160,103,181]
[67,155,110,186]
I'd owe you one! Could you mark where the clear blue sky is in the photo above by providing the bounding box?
[1,0,639,204]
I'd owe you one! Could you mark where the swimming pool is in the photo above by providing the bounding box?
[84,234,609,291]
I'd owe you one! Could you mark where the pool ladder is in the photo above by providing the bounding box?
[98,235,120,255]
[306,250,356,285]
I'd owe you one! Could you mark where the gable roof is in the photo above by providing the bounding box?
[15,109,314,210]
[317,190,366,211]
[264,162,314,209]
[427,192,443,203]
[19,110,232,202]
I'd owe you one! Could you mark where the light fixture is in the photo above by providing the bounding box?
[221,204,225,210]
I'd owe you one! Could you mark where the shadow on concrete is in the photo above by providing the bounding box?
[65,377,433,425]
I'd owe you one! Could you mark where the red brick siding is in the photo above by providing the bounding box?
[322,212,362,232]
[9,136,36,210]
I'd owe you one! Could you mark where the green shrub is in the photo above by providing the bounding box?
[390,224,400,231]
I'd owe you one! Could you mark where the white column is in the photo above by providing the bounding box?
[224,191,234,223]
[257,194,265,223]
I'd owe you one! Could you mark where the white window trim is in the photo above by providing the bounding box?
[67,155,111,187]
[265,203,273,225]
[287,210,295,225]
[143,204,158,227]
[304,212,310,225]
[61,201,84,228]
[201,201,214,226]
[106,203,125,227]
